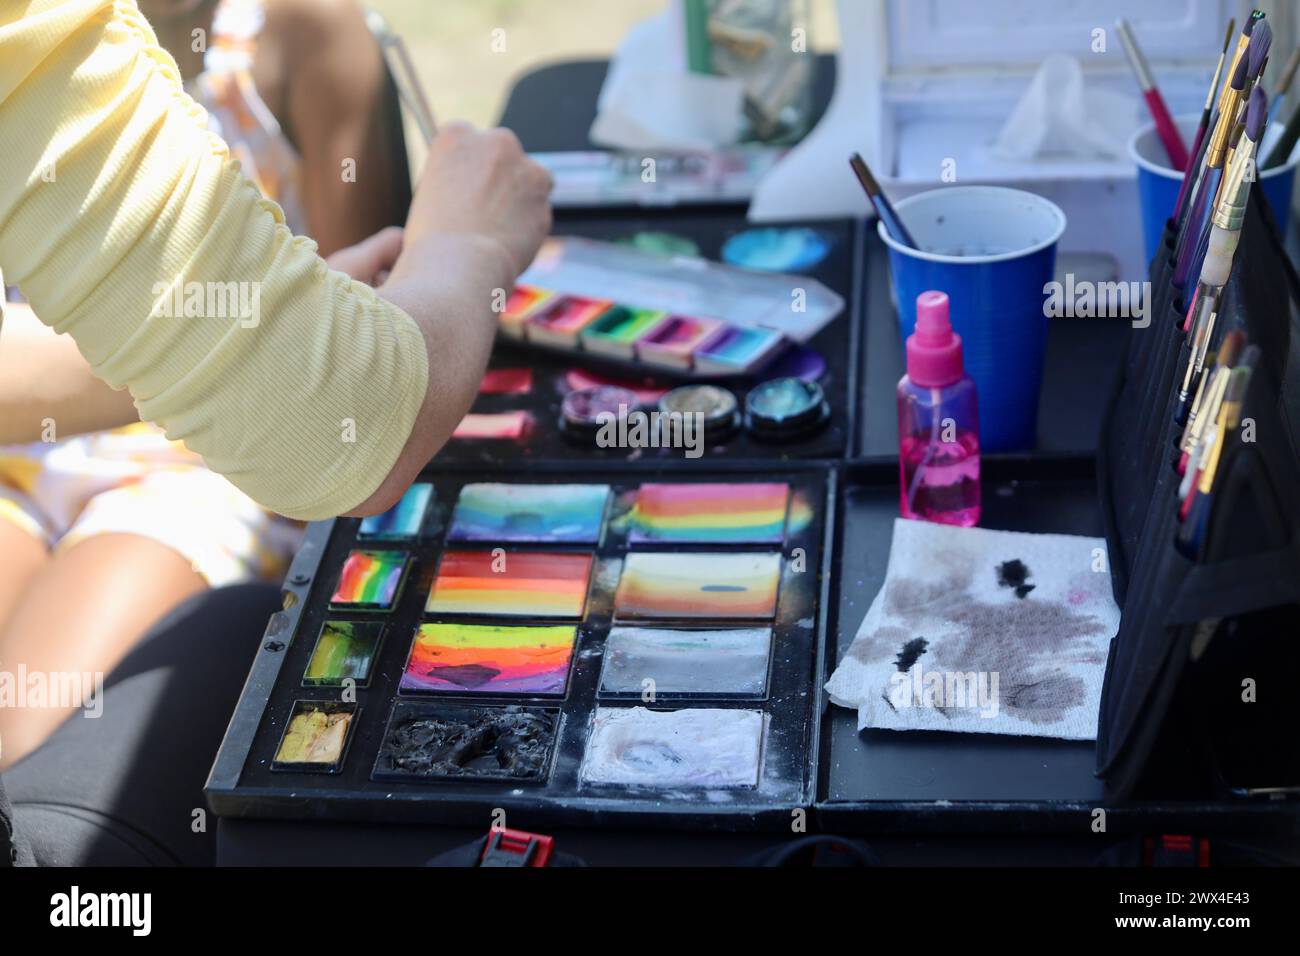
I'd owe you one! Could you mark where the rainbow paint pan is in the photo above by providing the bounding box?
[580,306,669,359]
[448,483,610,543]
[628,482,789,544]
[693,326,786,375]
[499,284,554,339]
[358,483,432,540]
[330,550,410,611]
[401,622,577,696]
[634,315,725,371]
[304,620,385,686]
[426,550,594,619]
[526,295,613,348]
[614,551,781,620]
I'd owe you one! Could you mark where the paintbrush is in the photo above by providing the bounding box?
[1176,90,1263,415]
[1177,14,1259,231]
[849,152,916,248]
[1177,337,1238,508]
[1180,329,1244,474]
[1178,347,1256,557]
[1186,85,1267,319]
[1173,49,1250,289]
[378,32,437,147]
[1175,18,1236,221]
[1204,85,1267,285]
[1117,18,1189,169]
[1222,19,1271,174]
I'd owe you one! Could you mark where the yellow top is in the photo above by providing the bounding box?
[0,0,428,520]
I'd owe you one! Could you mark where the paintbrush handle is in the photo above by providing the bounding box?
[1145,88,1190,170]
[1174,111,1212,218]
[1173,166,1221,289]
[873,196,917,248]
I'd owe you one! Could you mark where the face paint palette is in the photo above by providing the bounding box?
[272,701,357,772]
[358,483,432,541]
[614,552,782,620]
[330,550,410,611]
[440,213,857,466]
[490,229,851,378]
[402,623,577,696]
[628,482,790,544]
[598,626,773,698]
[580,306,669,359]
[304,621,385,686]
[447,483,609,543]
[526,295,614,348]
[209,467,831,829]
[426,550,594,618]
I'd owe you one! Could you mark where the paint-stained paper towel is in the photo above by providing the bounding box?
[825,519,1120,740]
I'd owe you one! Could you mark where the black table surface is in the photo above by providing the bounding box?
[216,58,1281,865]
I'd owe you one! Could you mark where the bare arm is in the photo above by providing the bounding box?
[0,303,138,443]
[0,4,549,519]
[269,0,403,255]
[349,124,552,517]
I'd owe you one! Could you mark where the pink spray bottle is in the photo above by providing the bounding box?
[897,291,981,526]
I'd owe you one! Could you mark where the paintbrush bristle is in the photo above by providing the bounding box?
[1231,51,1249,90]
[1248,20,1273,78]
[849,153,881,197]
[1247,86,1268,141]
[1243,10,1264,37]
[1221,18,1236,54]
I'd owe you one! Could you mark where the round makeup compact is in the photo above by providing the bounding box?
[560,385,641,445]
[657,384,740,442]
[721,227,833,272]
[744,377,830,441]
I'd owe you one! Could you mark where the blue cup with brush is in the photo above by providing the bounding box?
[1131,114,1299,269]
[876,185,1066,453]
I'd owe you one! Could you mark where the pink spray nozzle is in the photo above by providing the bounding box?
[906,291,964,387]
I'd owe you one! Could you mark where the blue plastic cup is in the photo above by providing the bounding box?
[879,186,1066,452]
[1131,114,1299,267]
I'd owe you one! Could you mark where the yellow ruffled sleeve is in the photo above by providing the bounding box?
[0,0,428,520]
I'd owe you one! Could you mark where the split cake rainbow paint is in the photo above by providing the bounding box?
[629,482,789,544]
[304,621,384,685]
[449,483,609,543]
[499,285,554,338]
[527,295,612,347]
[426,550,594,618]
[693,326,785,374]
[614,551,781,619]
[402,622,577,695]
[635,316,724,370]
[580,306,668,358]
[330,550,409,611]
[358,483,431,540]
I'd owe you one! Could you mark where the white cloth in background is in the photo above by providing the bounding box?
[825,519,1121,740]
[590,9,745,150]
[992,53,1135,163]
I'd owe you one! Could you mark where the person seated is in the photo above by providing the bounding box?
[1,0,437,768]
